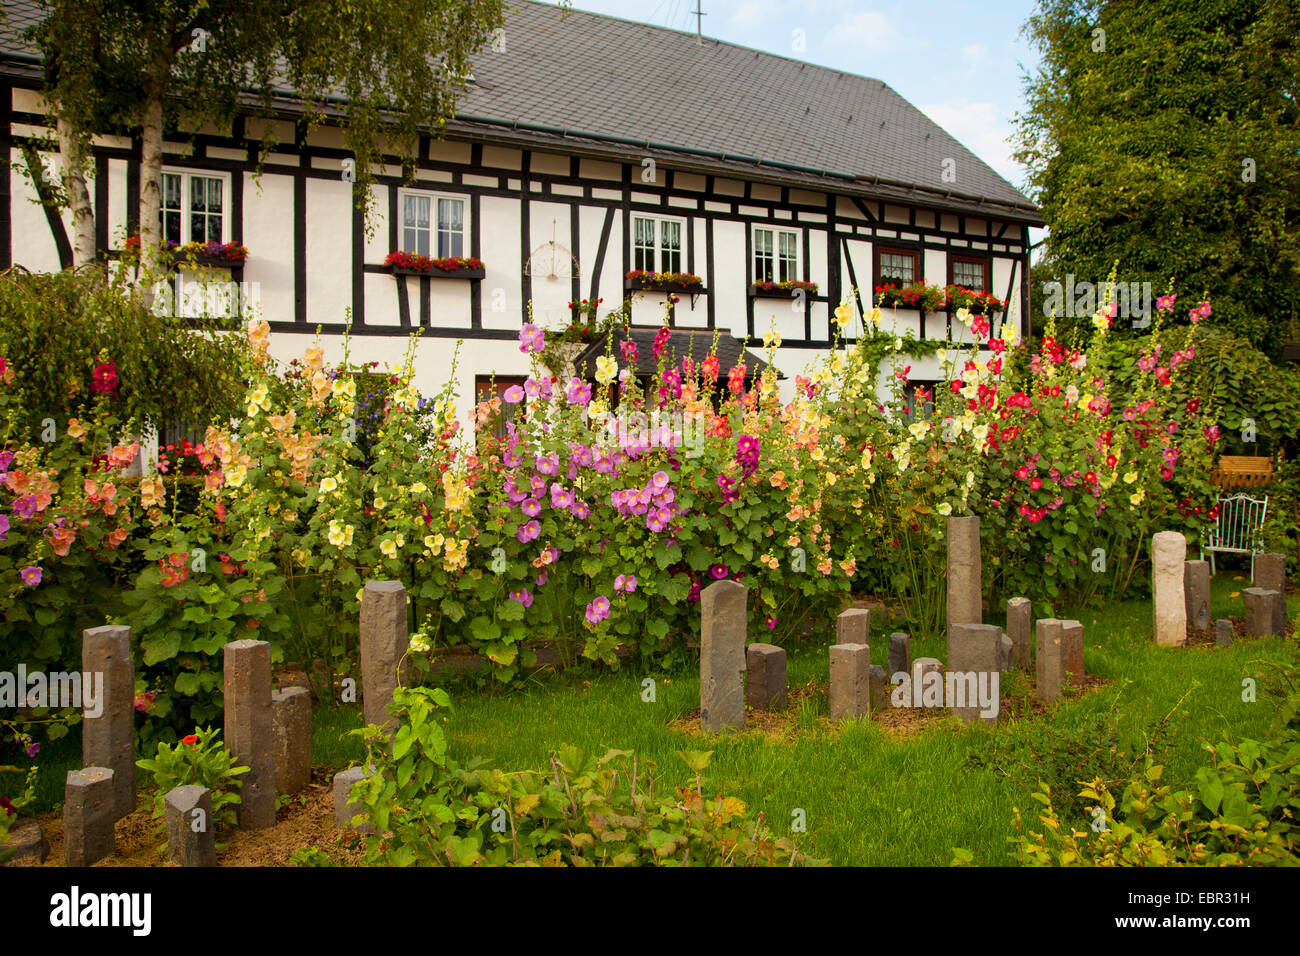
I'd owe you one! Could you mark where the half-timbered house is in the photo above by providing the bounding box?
[0,0,1043,419]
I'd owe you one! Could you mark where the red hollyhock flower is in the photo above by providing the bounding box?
[182,734,199,746]
[91,361,118,395]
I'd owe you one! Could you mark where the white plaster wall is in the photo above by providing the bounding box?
[304,178,353,326]
[242,172,295,324]
[481,194,523,330]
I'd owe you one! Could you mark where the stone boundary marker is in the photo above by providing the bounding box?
[273,686,312,795]
[947,516,982,636]
[888,633,910,682]
[836,608,869,645]
[360,580,409,735]
[700,580,747,732]
[1036,618,1065,703]
[829,643,871,719]
[745,643,786,711]
[1244,588,1282,637]
[1061,620,1085,681]
[1184,560,1211,634]
[64,767,115,866]
[1152,532,1187,646]
[1215,619,1233,647]
[1253,553,1287,635]
[333,767,372,833]
[1006,598,1032,669]
[910,658,943,707]
[223,639,276,829]
[165,785,216,867]
[868,665,889,712]
[0,818,48,865]
[81,624,136,821]
[948,623,1001,725]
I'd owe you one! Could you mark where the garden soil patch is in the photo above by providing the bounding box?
[14,766,363,868]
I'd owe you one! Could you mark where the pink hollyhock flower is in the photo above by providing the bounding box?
[518,323,546,353]
[20,565,42,586]
[765,616,777,630]
[701,355,720,383]
[550,483,574,510]
[653,326,671,361]
[536,571,548,587]
[570,499,590,520]
[1029,476,1043,490]
[535,452,559,476]
[1014,466,1031,480]
[503,385,525,404]
[708,562,729,580]
[521,498,542,518]
[620,339,639,364]
[509,588,534,608]
[614,574,637,594]
[565,377,592,405]
[585,595,611,625]
[1156,293,1177,313]
[516,520,541,544]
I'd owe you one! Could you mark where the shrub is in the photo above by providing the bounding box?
[135,726,248,842]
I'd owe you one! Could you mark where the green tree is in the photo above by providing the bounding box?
[26,0,509,264]
[1015,0,1300,354]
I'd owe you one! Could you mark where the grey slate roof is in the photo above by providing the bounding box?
[0,0,1040,220]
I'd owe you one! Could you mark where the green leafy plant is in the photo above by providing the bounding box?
[135,726,248,843]
[345,686,827,866]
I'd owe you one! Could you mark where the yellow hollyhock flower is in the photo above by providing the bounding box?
[595,355,618,385]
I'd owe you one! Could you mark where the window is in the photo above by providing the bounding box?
[950,255,989,292]
[902,381,939,423]
[754,227,799,283]
[400,190,466,258]
[877,246,919,286]
[475,376,526,444]
[160,170,228,245]
[631,214,685,273]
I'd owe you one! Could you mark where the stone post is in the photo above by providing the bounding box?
[64,768,115,866]
[1006,598,1032,669]
[1184,560,1211,633]
[223,639,276,829]
[700,580,747,732]
[946,515,982,636]
[1215,619,1233,647]
[868,665,889,712]
[1061,620,1085,681]
[272,686,312,795]
[165,785,217,867]
[1253,553,1287,635]
[888,633,910,682]
[1035,618,1065,703]
[333,767,372,833]
[1152,532,1188,646]
[948,623,1002,725]
[910,658,944,709]
[829,643,871,720]
[360,580,409,734]
[81,624,136,821]
[1243,588,1280,636]
[745,643,786,711]
[836,607,870,645]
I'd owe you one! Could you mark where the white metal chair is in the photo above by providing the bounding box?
[1200,494,1268,577]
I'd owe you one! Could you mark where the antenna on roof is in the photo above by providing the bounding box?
[693,1,706,44]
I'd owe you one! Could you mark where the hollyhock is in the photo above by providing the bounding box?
[503,385,525,404]
[519,323,546,353]
[585,595,611,625]
[20,565,42,586]
[653,326,671,361]
[571,499,591,520]
[535,452,560,476]
[1157,293,1177,313]
[521,498,542,517]
[91,360,118,395]
[509,588,534,608]
[517,520,541,543]
[550,483,574,510]
[708,562,730,580]
[620,339,639,364]
[727,363,746,396]
[614,574,637,594]
[566,378,592,405]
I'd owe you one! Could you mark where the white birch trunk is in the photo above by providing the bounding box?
[56,116,96,268]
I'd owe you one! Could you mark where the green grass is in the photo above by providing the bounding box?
[7,566,1296,866]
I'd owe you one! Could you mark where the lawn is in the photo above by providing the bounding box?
[11,569,1296,867]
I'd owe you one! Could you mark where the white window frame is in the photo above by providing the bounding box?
[752,225,800,284]
[630,213,688,274]
[397,188,470,259]
[159,167,231,246]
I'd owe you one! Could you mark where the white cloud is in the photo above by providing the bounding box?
[822,10,897,54]
[918,99,1027,189]
[962,43,987,66]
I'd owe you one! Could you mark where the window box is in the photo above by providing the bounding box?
[122,237,248,268]
[385,251,485,279]
[749,280,818,299]
[875,281,1005,314]
[624,270,705,294]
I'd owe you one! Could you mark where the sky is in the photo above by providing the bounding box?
[562,0,1045,204]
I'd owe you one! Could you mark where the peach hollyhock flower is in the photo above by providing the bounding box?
[107,442,139,470]
[303,346,324,371]
[839,557,856,576]
[769,470,788,490]
[105,527,128,550]
[5,470,29,493]
[139,476,165,508]
[817,557,833,575]
[50,527,76,556]
[66,418,87,440]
